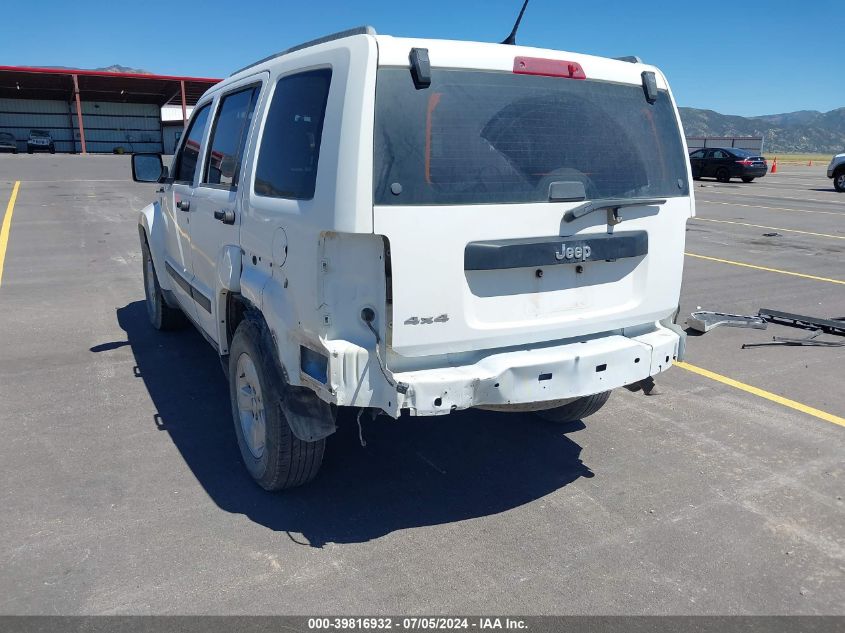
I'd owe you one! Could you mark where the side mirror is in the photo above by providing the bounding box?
[131,153,164,183]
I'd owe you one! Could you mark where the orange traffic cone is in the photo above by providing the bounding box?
[771,157,777,174]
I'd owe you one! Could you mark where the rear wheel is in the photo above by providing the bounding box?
[228,315,326,490]
[141,241,186,330]
[834,171,845,193]
[716,168,731,183]
[534,391,611,423]
[741,176,755,183]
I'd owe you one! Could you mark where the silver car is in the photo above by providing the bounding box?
[827,151,845,192]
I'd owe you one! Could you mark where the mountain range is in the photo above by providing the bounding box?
[679,107,845,154]
[29,65,152,74]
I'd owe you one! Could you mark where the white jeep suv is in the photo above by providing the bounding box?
[131,26,693,490]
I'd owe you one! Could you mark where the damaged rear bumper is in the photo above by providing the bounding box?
[321,323,683,418]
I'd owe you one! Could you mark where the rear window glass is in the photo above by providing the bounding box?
[254,69,332,200]
[374,68,689,205]
[729,148,760,158]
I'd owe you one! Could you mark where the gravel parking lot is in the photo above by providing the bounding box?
[0,155,842,615]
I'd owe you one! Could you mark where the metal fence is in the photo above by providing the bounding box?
[686,136,764,153]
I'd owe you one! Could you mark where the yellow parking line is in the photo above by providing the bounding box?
[692,218,845,240]
[675,361,845,428]
[0,181,21,288]
[696,199,842,217]
[699,189,838,204]
[685,252,845,285]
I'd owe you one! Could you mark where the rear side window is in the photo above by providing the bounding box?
[203,86,259,190]
[730,148,759,158]
[173,104,210,183]
[374,68,689,205]
[254,69,332,200]
[690,150,706,159]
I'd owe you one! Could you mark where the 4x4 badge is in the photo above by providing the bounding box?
[404,314,449,325]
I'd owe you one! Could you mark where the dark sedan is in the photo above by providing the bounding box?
[689,148,768,183]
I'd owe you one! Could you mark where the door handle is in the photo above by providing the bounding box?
[214,209,236,225]
[177,199,190,211]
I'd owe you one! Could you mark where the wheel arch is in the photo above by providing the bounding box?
[229,304,336,442]
[137,201,172,293]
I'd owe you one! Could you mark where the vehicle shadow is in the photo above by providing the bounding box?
[103,301,593,547]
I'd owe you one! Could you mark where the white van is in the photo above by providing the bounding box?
[132,26,693,490]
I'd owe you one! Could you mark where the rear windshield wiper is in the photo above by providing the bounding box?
[563,198,666,223]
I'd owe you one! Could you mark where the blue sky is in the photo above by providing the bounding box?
[2,0,842,116]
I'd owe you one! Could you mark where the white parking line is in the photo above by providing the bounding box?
[697,188,841,205]
[696,199,843,217]
[692,218,845,240]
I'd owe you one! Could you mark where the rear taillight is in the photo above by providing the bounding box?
[736,159,753,166]
[513,56,586,79]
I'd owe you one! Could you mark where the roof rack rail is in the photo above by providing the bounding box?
[614,55,642,63]
[230,26,377,76]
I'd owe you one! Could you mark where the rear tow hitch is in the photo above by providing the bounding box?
[625,376,658,396]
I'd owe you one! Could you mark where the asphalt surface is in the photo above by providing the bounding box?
[0,155,842,615]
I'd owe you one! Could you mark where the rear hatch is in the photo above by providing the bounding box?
[372,52,691,358]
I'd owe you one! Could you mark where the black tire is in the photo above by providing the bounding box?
[534,391,611,423]
[716,168,731,183]
[27,148,33,154]
[12,149,17,155]
[834,170,845,193]
[141,240,186,330]
[741,176,755,183]
[228,314,326,491]
[49,146,55,154]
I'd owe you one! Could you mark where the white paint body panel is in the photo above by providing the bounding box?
[139,31,692,417]
[375,199,689,357]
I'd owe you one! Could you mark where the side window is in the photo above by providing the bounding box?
[173,104,211,183]
[202,86,259,190]
[255,69,332,200]
[712,150,728,159]
[690,150,705,159]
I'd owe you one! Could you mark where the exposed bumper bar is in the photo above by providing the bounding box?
[324,324,683,418]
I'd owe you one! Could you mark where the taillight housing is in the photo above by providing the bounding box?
[736,159,753,166]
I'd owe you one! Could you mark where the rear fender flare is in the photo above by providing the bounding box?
[244,309,336,442]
